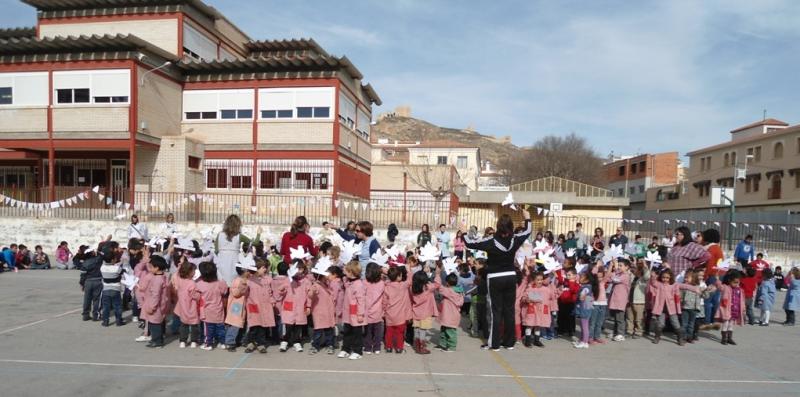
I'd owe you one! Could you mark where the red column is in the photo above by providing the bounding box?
[251,86,258,206]
[403,171,407,222]
[47,70,55,201]
[128,63,138,205]
[331,82,341,218]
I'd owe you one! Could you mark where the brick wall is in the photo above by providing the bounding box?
[138,67,182,137]
[183,121,251,145]
[257,122,333,144]
[40,19,180,56]
[0,108,47,132]
[53,107,128,132]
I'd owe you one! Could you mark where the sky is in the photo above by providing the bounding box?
[2,0,799,160]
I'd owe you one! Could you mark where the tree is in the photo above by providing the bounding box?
[502,133,603,185]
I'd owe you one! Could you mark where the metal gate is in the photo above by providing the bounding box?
[111,159,128,202]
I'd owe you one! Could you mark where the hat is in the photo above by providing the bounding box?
[236,253,258,272]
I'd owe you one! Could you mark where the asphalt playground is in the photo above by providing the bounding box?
[0,270,797,397]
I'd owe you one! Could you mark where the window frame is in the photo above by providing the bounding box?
[0,86,11,105]
[52,70,130,106]
[436,156,448,165]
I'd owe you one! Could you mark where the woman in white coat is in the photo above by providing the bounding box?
[215,214,261,286]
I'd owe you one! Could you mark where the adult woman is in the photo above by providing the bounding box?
[463,208,532,351]
[453,230,466,260]
[417,224,432,248]
[160,213,178,238]
[698,229,724,329]
[435,224,451,258]
[128,214,149,241]
[280,216,318,264]
[666,226,710,276]
[336,221,381,269]
[591,227,605,256]
[215,214,260,286]
[563,231,578,252]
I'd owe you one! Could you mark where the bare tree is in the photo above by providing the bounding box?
[504,133,603,185]
[404,163,456,223]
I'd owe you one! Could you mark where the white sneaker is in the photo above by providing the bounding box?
[135,335,151,342]
[132,316,139,322]
[279,341,288,352]
[613,335,625,342]
[337,351,348,358]
[365,350,372,355]
[374,350,380,355]
[179,342,186,349]
[190,342,198,349]
[293,343,303,352]
[200,344,213,351]
[217,344,227,350]
[574,342,589,349]
[348,353,362,360]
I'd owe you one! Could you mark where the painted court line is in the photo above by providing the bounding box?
[490,351,538,397]
[0,359,796,385]
[0,308,81,335]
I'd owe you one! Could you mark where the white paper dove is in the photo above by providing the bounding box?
[501,192,517,210]
[174,237,195,251]
[312,256,332,276]
[533,239,550,254]
[289,246,312,261]
[193,268,201,281]
[339,240,363,265]
[236,253,257,272]
[384,244,403,260]
[542,255,562,275]
[121,272,139,290]
[566,248,576,258]
[146,236,166,249]
[675,270,686,284]
[287,263,299,278]
[442,256,459,275]
[645,251,662,265]
[609,244,624,258]
[717,258,733,270]
[370,251,390,268]
[417,242,441,262]
[575,263,587,274]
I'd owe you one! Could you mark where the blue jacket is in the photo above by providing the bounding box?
[783,277,800,311]
[335,229,381,268]
[756,279,776,311]
[2,249,15,268]
[734,241,754,261]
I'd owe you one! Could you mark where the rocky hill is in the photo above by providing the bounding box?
[371,116,521,165]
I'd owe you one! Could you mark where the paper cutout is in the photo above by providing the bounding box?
[289,246,312,261]
[121,273,139,290]
[287,263,299,278]
[566,248,576,258]
[645,251,662,264]
[442,256,459,275]
[92,186,100,193]
[501,192,517,210]
[312,256,333,276]
[236,253,257,272]
[417,242,441,262]
[193,268,201,281]
[384,244,403,260]
[370,251,390,268]
[339,240,363,265]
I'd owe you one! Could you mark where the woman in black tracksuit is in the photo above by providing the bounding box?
[464,209,531,350]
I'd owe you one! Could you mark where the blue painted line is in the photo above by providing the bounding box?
[225,353,251,378]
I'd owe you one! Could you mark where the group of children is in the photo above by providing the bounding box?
[77,221,799,359]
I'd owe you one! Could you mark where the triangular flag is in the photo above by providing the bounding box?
[334,200,340,208]
[150,199,157,207]
[59,199,65,207]
[743,223,750,227]
[106,197,113,205]
[664,220,670,224]
[251,206,257,213]
[190,194,196,201]
[780,226,787,232]
[116,200,123,208]
[767,225,773,231]
[98,193,105,200]
[758,225,765,230]
[78,192,86,200]
[713,221,720,227]
[92,186,100,193]
[125,203,131,210]
[50,201,59,209]
[536,207,543,215]
[731,222,737,227]
[343,201,350,209]
[637,220,643,224]
[3,197,9,204]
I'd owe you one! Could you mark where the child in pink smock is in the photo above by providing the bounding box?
[363,263,386,354]
[437,272,464,352]
[196,261,229,350]
[384,266,412,353]
[522,271,553,348]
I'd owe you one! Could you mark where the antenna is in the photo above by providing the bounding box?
[763,109,767,121]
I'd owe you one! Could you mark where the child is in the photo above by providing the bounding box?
[308,262,337,355]
[411,267,440,354]
[437,272,464,352]
[649,267,699,345]
[573,271,596,349]
[626,260,649,339]
[783,267,799,326]
[680,270,702,343]
[328,266,345,347]
[140,255,170,348]
[267,246,282,276]
[514,267,527,343]
[243,258,276,353]
[55,241,72,270]
[756,268,776,326]
[740,267,758,325]
[647,236,660,254]
[99,242,125,327]
[270,262,290,345]
[590,262,611,344]
[608,259,631,341]
[339,261,366,360]
[364,262,386,354]
[196,261,229,350]
[224,260,251,352]
[774,266,785,291]
[521,271,552,348]
[278,261,311,353]
[716,270,746,345]
[473,263,489,346]
[172,259,201,348]
[557,268,579,338]
[384,266,411,353]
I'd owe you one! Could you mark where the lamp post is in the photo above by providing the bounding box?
[726,154,754,250]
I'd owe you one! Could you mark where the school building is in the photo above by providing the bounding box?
[0,0,380,216]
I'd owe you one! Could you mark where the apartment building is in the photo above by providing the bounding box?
[0,0,380,214]
[645,119,800,212]
[602,152,679,209]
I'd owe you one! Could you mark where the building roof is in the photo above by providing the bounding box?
[0,27,36,40]
[729,118,788,133]
[409,140,478,149]
[246,38,329,58]
[511,176,613,198]
[0,33,179,61]
[686,123,800,156]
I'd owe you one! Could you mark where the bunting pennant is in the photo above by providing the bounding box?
[116,201,123,208]
[125,203,131,210]
[98,193,105,200]
[251,206,257,213]
[190,194,196,201]
[78,192,86,201]
[50,201,59,209]
[92,186,100,193]
[648,220,655,224]
[150,199,157,208]
[536,207,543,215]
[543,209,549,216]
[780,226,787,232]
[334,200,340,208]
[731,222,737,228]
[664,220,670,224]
[767,225,773,231]
[59,199,66,207]
[758,225,765,230]
[105,197,113,205]
[713,221,720,227]
[343,201,350,209]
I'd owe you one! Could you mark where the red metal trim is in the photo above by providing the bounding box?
[0,60,131,72]
[203,150,337,160]
[0,151,41,160]
[331,80,342,217]
[251,87,258,204]
[177,13,184,56]
[0,140,135,149]
[129,62,138,205]
[183,79,339,90]
[38,13,181,25]
[47,70,55,201]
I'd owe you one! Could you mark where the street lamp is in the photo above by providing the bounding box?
[726,154,754,250]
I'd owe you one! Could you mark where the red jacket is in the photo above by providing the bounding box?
[558,280,580,304]
[280,231,318,264]
[740,276,757,299]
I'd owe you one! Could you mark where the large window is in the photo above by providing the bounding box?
[254,159,333,191]
[0,72,48,106]
[338,92,356,129]
[260,170,292,189]
[437,156,448,165]
[356,108,371,137]
[183,89,253,121]
[774,142,784,159]
[259,87,333,121]
[631,163,638,174]
[183,23,218,61]
[457,156,468,169]
[206,168,227,189]
[618,165,625,176]
[53,70,130,105]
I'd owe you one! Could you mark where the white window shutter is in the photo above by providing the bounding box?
[53,72,90,89]
[294,88,333,107]
[259,89,294,110]
[91,70,130,97]
[183,91,218,112]
[183,24,218,61]
[10,73,48,105]
[218,89,253,109]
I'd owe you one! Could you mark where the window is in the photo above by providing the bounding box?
[640,161,646,172]
[617,188,623,196]
[260,87,333,121]
[184,89,253,121]
[338,93,356,129]
[188,156,201,170]
[796,173,800,189]
[220,109,253,119]
[754,146,762,162]
[417,155,429,164]
[183,24,218,61]
[698,184,710,197]
[356,108,371,137]
[0,87,11,104]
[618,165,625,176]
[745,175,760,193]
[0,72,48,106]
[206,168,227,189]
[294,172,329,189]
[731,151,737,167]
[774,142,784,159]
[797,137,800,154]
[631,163,637,174]
[231,175,251,189]
[629,186,635,195]
[260,170,292,189]
[457,156,468,169]
[656,190,665,201]
[437,156,448,165]
[639,185,645,193]
[296,106,330,119]
[54,70,129,105]
[56,88,90,104]
[724,153,729,167]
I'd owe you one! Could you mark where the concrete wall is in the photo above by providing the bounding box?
[0,108,47,133]
[182,121,251,145]
[138,67,182,138]
[40,19,180,56]
[258,122,333,145]
[52,107,128,132]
